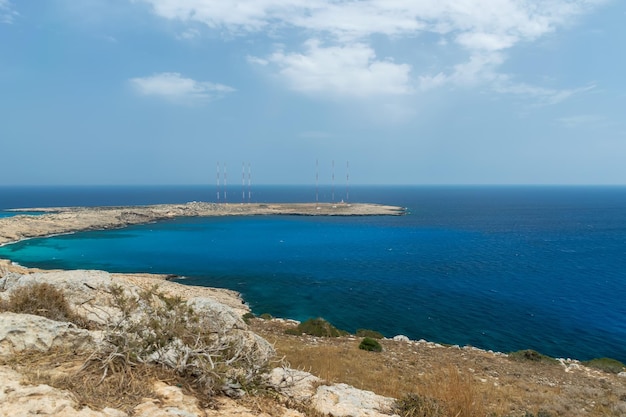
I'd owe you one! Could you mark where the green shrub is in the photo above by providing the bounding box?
[0,282,89,328]
[394,393,445,417]
[356,328,383,339]
[259,313,273,320]
[508,349,557,365]
[242,312,255,324]
[288,317,347,337]
[582,357,625,374]
[359,337,382,352]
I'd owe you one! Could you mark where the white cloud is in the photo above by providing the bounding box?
[494,82,596,105]
[176,28,200,40]
[136,0,608,102]
[259,40,412,97]
[0,0,18,24]
[130,72,235,104]
[556,114,608,128]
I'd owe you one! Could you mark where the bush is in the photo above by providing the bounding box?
[0,282,89,328]
[259,313,273,320]
[394,393,445,417]
[286,317,347,337]
[582,357,625,374]
[242,312,255,324]
[86,284,270,397]
[508,349,557,365]
[359,337,382,352]
[356,328,383,339]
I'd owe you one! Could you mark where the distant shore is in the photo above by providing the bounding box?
[0,202,405,247]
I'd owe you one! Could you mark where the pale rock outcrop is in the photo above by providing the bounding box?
[311,383,396,417]
[0,270,274,367]
[0,312,95,357]
[267,367,321,401]
[391,335,409,342]
[133,382,204,417]
[0,366,126,417]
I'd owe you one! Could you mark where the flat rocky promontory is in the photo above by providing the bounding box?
[0,202,405,246]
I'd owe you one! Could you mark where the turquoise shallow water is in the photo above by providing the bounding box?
[1,185,625,362]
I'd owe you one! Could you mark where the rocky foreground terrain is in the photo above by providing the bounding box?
[0,264,399,417]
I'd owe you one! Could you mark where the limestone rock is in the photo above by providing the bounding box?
[311,383,396,417]
[134,382,203,417]
[0,366,126,417]
[267,367,321,401]
[392,335,409,342]
[0,312,95,357]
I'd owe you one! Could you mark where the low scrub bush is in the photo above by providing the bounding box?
[359,337,382,352]
[85,284,269,397]
[0,282,89,328]
[508,349,558,365]
[285,317,347,337]
[242,312,255,324]
[356,328,383,339]
[582,357,625,374]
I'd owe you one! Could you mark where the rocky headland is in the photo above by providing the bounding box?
[0,202,404,246]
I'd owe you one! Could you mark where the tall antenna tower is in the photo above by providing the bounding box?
[247,163,252,203]
[346,161,350,203]
[216,162,221,203]
[223,163,228,202]
[242,162,246,204]
[315,159,319,205]
[331,160,335,203]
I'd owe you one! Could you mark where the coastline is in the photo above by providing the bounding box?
[0,201,405,319]
[0,201,405,246]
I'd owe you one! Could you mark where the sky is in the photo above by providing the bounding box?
[1,0,625,186]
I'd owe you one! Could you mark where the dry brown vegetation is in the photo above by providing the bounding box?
[251,318,626,417]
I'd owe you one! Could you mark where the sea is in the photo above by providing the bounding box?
[1,185,625,363]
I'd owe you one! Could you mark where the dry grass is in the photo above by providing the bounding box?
[0,282,92,328]
[252,319,626,417]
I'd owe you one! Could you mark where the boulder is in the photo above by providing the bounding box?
[0,312,95,357]
[0,366,126,417]
[312,383,396,417]
[267,367,321,401]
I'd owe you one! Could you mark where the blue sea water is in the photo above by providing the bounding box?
[0,185,625,363]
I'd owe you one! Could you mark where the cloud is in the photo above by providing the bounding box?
[258,40,413,97]
[176,28,200,40]
[136,0,608,102]
[556,114,609,128]
[129,72,235,104]
[494,82,596,105]
[0,0,18,24]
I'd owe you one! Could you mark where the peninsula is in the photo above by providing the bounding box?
[0,202,405,246]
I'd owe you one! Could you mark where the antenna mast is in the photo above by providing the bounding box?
[331,160,335,203]
[248,163,252,203]
[224,163,227,203]
[315,159,319,205]
[346,161,350,203]
[216,162,220,203]
[242,162,246,204]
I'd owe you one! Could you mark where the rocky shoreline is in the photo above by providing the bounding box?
[0,202,404,246]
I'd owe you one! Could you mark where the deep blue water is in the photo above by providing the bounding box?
[1,185,625,363]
